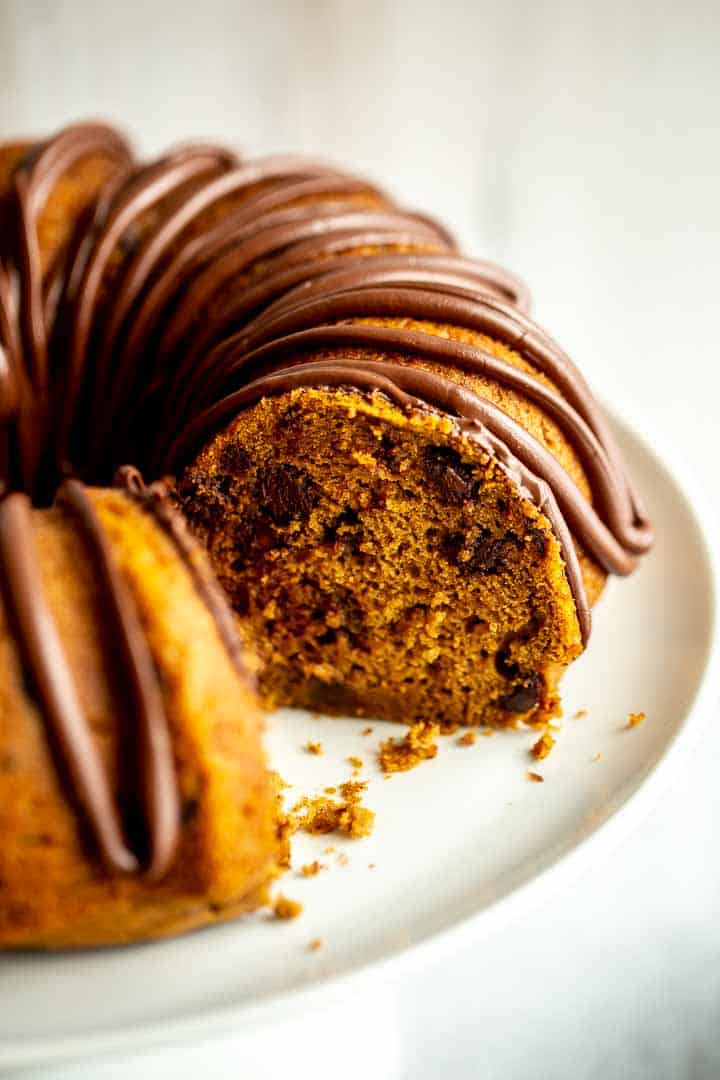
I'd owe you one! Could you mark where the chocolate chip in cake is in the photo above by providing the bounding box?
[495,645,521,680]
[256,464,319,525]
[230,516,278,570]
[443,529,508,576]
[424,445,478,506]
[219,443,252,473]
[376,430,402,467]
[527,526,549,557]
[500,673,544,713]
[323,508,364,555]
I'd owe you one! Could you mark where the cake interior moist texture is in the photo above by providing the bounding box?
[180,386,597,729]
[0,121,653,946]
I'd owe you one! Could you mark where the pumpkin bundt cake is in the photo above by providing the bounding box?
[0,474,280,948]
[0,121,653,946]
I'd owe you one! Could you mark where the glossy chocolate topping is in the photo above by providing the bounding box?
[0,484,182,876]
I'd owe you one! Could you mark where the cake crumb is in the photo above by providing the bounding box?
[273,895,303,920]
[307,938,323,952]
[378,721,439,773]
[481,727,494,737]
[347,756,363,769]
[291,781,374,839]
[337,852,349,866]
[531,732,555,760]
[324,786,337,795]
[305,740,323,755]
[528,771,544,783]
[574,709,588,720]
[457,731,477,747]
[299,860,325,877]
[361,727,374,736]
[323,846,336,855]
[627,711,646,729]
[593,753,603,762]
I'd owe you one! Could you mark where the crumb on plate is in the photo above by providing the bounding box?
[379,721,439,773]
[299,860,325,877]
[273,895,303,920]
[531,732,555,760]
[291,781,375,838]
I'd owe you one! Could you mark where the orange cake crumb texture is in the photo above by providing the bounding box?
[378,721,439,773]
[290,781,375,839]
[531,732,555,760]
[273,895,303,920]
[528,771,544,783]
[627,711,646,728]
[299,860,325,877]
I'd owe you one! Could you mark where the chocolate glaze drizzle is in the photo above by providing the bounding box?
[0,121,653,875]
[0,484,178,877]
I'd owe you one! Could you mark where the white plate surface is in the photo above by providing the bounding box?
[1,413,718,1069]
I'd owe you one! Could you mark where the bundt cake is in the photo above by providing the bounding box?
[0,120,653,946]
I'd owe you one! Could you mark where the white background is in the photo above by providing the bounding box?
[1,1,719,1077]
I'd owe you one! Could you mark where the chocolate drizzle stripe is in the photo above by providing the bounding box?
[254,251,532,319]
[0,262,20,421]
[0,492,138,873]
[57,148,235,458]
[115,465,251,681]
[162,360,591,642]
[59,480,180,881]
[0,260,37,492]
[12,124,133,395]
